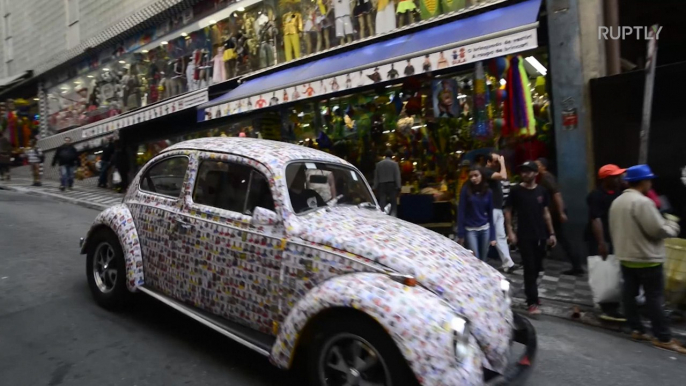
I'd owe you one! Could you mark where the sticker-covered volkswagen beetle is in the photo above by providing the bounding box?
[80,137,536,386]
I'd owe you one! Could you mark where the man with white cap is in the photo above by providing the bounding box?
[609,164,685,353]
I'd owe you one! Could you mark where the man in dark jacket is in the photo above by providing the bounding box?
[98,138,115,188]
[374,149,401,217]
[111,140,130,193]
[52,137,80,190]
[0,136,11,181]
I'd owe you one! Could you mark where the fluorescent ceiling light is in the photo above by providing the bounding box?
[119,60,126,64]
[103,68,110,71]
[161,41,168,45]
[525,56,547,76]
[180,32,188,37]
[237,7,245,11]
[87,75,94,78]
[141,49,149,53]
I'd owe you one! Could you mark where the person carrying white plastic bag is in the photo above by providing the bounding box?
[585,164,627,321]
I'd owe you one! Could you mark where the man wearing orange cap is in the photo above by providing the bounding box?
[586,164,626,322]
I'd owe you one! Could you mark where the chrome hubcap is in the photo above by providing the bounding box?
[93,242,117,293]
[319,333,390,386]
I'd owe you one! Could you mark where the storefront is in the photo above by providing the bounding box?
[128,0,550,229]
[41,0,510,136]
[0,97,41,166]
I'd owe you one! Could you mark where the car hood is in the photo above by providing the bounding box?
[288,206,513,371]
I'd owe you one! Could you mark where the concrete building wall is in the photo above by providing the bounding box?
[0,0,160,78]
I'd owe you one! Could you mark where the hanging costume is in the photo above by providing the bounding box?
[282,12,303,61]
[376,0,396,34]
[334,0,353,37]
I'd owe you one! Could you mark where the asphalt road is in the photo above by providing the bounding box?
[1,189,686,386]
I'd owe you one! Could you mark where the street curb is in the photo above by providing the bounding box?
[512,297,686,341]
[0,183,109,211]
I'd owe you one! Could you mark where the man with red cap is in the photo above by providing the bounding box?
[586,164,626,322]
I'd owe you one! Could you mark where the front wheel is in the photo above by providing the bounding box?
[307,315,418,386]
[86,229,130,310]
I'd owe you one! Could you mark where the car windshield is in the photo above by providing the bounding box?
[285,162,375,214]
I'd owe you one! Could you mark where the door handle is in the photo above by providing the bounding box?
[175,218,192,231]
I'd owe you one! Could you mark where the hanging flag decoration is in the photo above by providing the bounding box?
[502,55,536,137]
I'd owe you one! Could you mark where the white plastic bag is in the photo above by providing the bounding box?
[112,170,122,184]
[588,255,623,304]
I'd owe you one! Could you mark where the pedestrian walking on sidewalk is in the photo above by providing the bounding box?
[609,164,686,354]
[51,137,80,191]
[0,136,11,181]
[457,166,496,261]
[25,138,44,186]
[98,138,115,188]
[505,161,557,316]
[484,152,518,272]
[374,149,401,216]
[586,164,626,322]
[111,140,130,193]
[536,158,584,276]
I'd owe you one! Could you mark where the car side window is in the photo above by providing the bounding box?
[245,171,275,214]
[139,156,188,197]
[193,160,275,215]
[193,160,251,213]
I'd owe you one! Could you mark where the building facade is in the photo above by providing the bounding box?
[0,0,611,246]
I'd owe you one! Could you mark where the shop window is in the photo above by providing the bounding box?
[193,160,258,215]
[139,156,189,197]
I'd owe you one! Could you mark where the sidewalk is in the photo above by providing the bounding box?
[0,176,122,210]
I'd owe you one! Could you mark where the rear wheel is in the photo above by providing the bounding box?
[86,229,130,310]
[307,314,418,386]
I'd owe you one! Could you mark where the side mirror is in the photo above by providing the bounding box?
[384,204,392,215]
[251,207,280,226]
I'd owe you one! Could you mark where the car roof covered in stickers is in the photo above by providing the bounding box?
[162,137,351,169]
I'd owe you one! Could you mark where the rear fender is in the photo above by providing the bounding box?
[81,204,143,291]
[270,272,483,386]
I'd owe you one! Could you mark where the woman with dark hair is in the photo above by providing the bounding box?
[457,166,496,261]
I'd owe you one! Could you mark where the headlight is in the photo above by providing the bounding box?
[501,279,512,305]
[450,316,471,363]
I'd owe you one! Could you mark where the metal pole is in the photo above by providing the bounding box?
[639,25,659,164]
[604,0,621,75]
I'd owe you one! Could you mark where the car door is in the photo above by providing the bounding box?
[128,152,189,297]
[176,152,285,335]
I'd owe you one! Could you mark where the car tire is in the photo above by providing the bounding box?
[86,229,131,310]
[307,314,419,386]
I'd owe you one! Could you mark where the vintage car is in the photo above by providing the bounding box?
[80,138,536,386]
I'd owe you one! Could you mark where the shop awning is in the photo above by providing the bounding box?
[198,0,542,122]
[0,71,32,89]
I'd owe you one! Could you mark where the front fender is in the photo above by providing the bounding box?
[81,204,144,291]
[271,272,484,386]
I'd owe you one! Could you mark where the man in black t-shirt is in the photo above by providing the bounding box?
[505,161,556,315]
[483,153,517,272]
[537,158,583,275]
